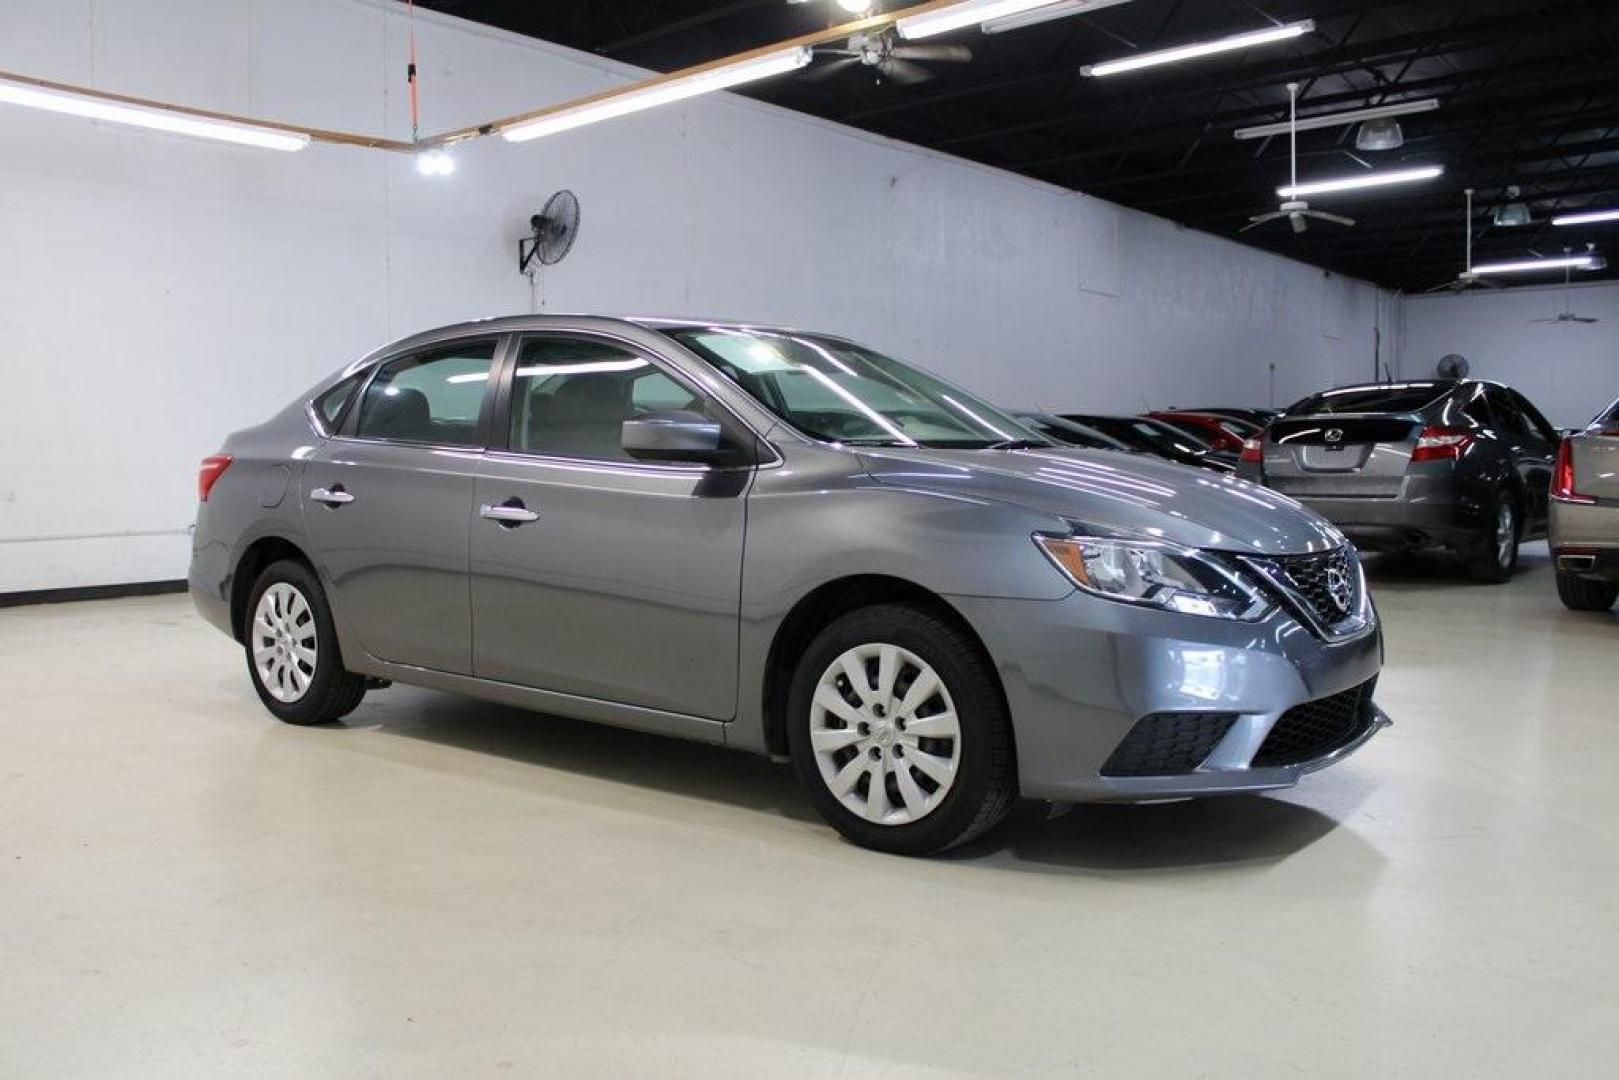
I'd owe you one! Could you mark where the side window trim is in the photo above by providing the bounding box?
[490,331,758,468]
[338,334,511,449]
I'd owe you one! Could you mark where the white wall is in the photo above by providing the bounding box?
[1399,281,1619,427]
[0,0,1392,592]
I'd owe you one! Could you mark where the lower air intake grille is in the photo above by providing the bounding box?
[1252,678,1377,768]
[1102,712,1238,777]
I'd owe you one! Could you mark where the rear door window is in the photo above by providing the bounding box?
[353,340,498,446]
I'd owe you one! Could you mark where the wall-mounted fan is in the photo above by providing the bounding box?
[1436,353,1470,379]
[1243,83,1357,235]
[802,30,971,85]
[519,189,580,274]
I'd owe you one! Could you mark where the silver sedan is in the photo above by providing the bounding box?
[190,316,1388,854]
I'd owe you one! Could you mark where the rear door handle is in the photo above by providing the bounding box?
[480,501,539,526]
[310,486,354,506]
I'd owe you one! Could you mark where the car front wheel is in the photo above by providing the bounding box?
[787,603,1014,855]
[244,559,367,725]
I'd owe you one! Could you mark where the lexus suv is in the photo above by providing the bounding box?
[1237,380,1558,582]
[1550,397,1619,611]
[191,316,1388,855]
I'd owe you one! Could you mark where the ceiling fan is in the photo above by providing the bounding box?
[1243,83,1357,235]
[1426,188,1503,292]
[801,29,972,85]
[1533,249,1602,323]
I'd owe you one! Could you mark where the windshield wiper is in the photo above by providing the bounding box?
[986,438,1049,450]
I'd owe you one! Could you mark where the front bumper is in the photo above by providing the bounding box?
[952,590,1386,803]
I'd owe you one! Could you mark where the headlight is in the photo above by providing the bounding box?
[1034,534,1273,621]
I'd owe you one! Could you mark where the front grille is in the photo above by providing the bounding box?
[1252,679,1377,768]
[1241,546,1364,636]
[1102,712,1238,777]
[1276,547,1360,626]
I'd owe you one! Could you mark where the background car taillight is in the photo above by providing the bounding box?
[1410,425,1473,463]
[1239,438,1263,463]
[1552,438,1594,504]
[198,455,233,502]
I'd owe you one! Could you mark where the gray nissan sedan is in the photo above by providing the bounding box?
[190,316,1388,854]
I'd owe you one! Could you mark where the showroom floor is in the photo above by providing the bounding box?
[2,545,1615,1079]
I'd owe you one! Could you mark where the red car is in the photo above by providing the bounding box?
[1143,410,1262,456]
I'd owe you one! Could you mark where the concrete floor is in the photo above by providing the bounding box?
[2,545,1616,1079]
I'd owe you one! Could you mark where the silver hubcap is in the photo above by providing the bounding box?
[1496,503,1516,567]
[809,643,961,826]
[252,583,317,703]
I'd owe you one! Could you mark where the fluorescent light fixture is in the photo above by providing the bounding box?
[981,0,1134,35]
[500,46,812,142]
[1277,165,1442,198]
[1234,97,1438,140]
[1081,19,1313,76]
[835,0,875,14]
[0,74,309,151]
[897,0,1077,40]
[1470,255,1595,276]
[1552,208,1619,227]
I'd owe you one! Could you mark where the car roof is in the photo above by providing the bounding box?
[342,314,814,376]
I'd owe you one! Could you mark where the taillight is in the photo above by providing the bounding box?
[1553,438,1594,504]
[1411,426,1473,463]
[198,455,233,502]
[1239,438,1263,464]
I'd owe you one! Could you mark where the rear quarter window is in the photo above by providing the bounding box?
[312,374,363,434]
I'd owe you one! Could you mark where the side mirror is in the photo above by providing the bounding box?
[622,412,725,463]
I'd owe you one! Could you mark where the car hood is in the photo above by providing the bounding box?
[857,446,1342,556]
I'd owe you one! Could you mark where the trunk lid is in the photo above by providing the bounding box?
[1261,413,1425,498]
[1571,430,1619,501]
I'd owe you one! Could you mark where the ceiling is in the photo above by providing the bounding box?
[413,0,1619,292]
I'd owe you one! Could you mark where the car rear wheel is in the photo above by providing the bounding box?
[786,603,1014,855]
[244,559,367,725]
[1555,571,1619,612]
[1467,494,1519,583]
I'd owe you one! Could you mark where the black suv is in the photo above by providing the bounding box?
[1236,380,1558,582]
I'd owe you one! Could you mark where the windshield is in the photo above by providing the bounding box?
[662,327,1047,449]
[1287,384,1448,416]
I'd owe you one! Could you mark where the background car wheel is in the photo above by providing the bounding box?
[1555,571,1619,612]
[786,603,1014,855]
[1468,493,1519,583]
[244,559,367,725]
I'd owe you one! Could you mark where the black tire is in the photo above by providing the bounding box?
[243,559,367,725]
[1556,571,1619,612]
[786,603,1015,856]
[1467,492,1519,583]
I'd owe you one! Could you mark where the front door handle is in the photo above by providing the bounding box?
[310,486,355,507]
[480,500,540,526]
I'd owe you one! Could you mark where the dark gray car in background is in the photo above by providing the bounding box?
[1238,379,1558,582]
[191,315,1388,855]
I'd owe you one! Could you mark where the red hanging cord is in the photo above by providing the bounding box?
[406,0,420,144]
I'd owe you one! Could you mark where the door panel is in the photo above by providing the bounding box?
[301,337,501,674]
[469,333,752,720]
[304,440,481,673]
[470,455,747,718]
